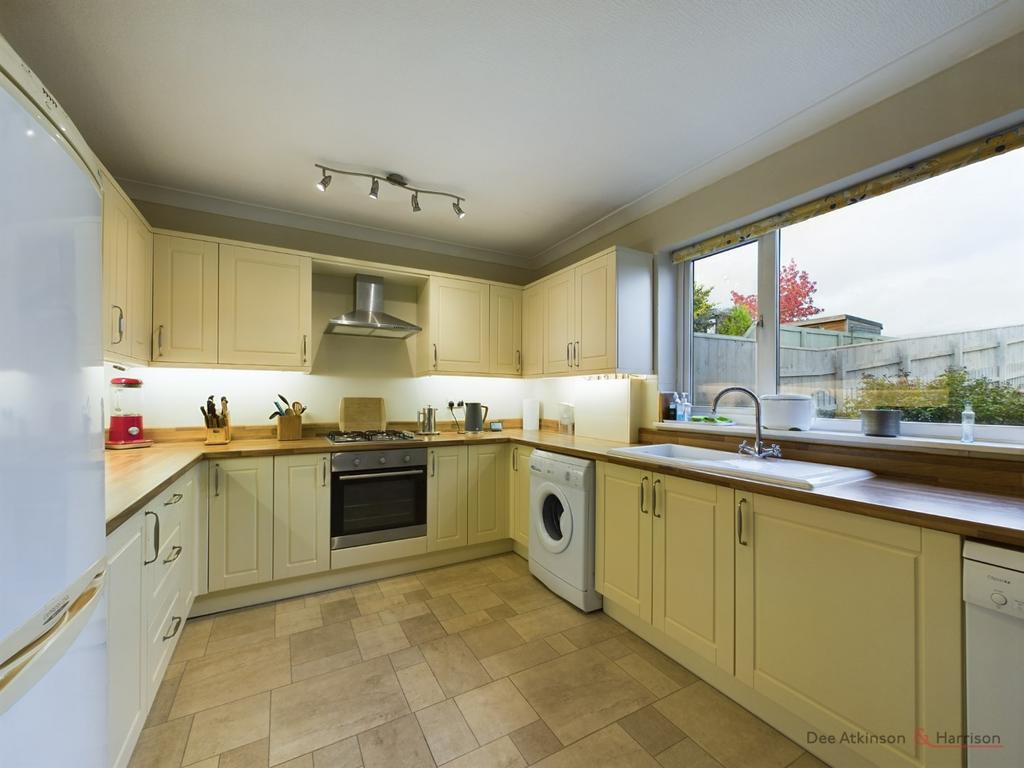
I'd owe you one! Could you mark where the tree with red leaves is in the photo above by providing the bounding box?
[731,259,822,323]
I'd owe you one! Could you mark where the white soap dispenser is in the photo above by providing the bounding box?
[961,400,975,444]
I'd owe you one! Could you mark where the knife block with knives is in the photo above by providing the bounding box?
[203,395,232,445]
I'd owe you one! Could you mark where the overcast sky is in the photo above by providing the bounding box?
[693,146,1024,337]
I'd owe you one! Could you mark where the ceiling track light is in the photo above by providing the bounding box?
[314,164,466,219]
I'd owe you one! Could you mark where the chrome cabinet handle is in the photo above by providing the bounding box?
[515,349,521,372]
[214,464,220,497]
[737,498,748,546]
[163,545,182,564]
[431,452,436,477]
[163,616,182,641]
[322,457,328,487]
[164,492,183,506]
[639,476,649,514]
[574,341,580,367]
[512,447,518,472]
[566,342,571,368]
[433,344,438,369]
[337,469,424,481]
[112,305,125,343]
[302,334,308,363]
[156,324,164,357]
[144,510,160,565]
[652,478,661,517]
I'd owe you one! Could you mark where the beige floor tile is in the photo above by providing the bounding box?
[511,648,655,745]
[618,706,685,755]
[481,639,560,679]
[312,736,362,767]
[277,596,309,614]
[561,616,627,649]
[128,716,192,768]
[415,700,478,764]
[357,713,435,768]
[461,619,525,659]
[182,691,270,764]
[617,654,682,698]
[350,581,383,599]
[485,561,522,582]
[290,621,358,667]
[269,656,409,765]
[170,639,291,719]
[786,753,826,768]
[209,605,276,643]
[277,754,314,768]
[451,585,505,613]
[654,682,802,768]
[533,724,659,768]
[390,645,426,671]
[655,738,720,768]
[426,595,464,621]
[397,662,446,711]
[419,635,492,697]
[356,622,410,659]
[446,736,526,768]
[163,661,186,682]
[489,577,559,614]
[350,614,383,634]
[487,603,518,620]
[506,602,590,642]
[378,573,425,595]
[171,618,212,663]
[321,597,361,625]
[545,634,577,655]
[456,678,538,744]
[292,647,364,682]
[219,736,269,768]
[182,758,218,768]
[144,673,181,727]
[277,605,324,637]
[441,610,493,634]
[593,637,630,661]
[404,588,433,604]
[399,613,447,645]
[380,601,431,624]
[305,586,353,608]
[617,635,698,688]
[357,592,407,616]
[510,720,563,764]
[204,626,278,657]
[418,564,492,597]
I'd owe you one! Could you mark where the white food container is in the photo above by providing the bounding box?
[760,394,815,431]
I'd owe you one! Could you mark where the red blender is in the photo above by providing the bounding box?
[105,377,153,449]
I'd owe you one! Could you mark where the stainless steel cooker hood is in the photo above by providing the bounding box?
[324,274,422,339]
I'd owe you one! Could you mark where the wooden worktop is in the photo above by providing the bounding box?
[105,429,1024,546]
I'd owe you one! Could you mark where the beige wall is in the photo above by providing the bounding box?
[541,31,1024,275]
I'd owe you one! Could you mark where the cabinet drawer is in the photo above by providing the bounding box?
[146,589,184,694]
[146,516,182,603]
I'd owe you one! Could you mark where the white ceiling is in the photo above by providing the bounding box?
[0,1,1020,266]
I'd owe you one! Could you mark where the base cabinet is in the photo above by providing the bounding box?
[273,454,331,580]
[468,444,509,545]
[595,462,652,622]
[427,446,469,551]
[509,445,533,548]
[208,457,274,591]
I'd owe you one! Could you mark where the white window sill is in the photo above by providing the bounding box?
[653,421,1024,459]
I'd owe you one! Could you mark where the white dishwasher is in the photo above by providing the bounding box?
[963,541,1024,767]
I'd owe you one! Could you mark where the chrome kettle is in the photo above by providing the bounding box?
[416,405,440,435]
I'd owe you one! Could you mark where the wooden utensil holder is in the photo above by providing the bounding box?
[205,418,231,445]
[276,414,303,441]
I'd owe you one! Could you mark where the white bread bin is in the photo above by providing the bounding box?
[761,394,815,431]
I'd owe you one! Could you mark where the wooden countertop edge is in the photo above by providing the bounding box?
[105,431,1024,546]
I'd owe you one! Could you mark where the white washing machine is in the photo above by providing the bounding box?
[528,450,602,612]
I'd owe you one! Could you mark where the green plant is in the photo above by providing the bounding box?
[717,303,754,337]
[692,283,715,332]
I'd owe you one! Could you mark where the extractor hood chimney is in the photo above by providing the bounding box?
[324,274,422,339]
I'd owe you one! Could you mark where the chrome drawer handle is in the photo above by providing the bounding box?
[163,616,182,641]
[163,545,182,564]
[737,498,749,546]
[164,492,183,506]
[144,511,160,565]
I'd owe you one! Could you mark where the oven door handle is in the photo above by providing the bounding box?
[335,469,425,481]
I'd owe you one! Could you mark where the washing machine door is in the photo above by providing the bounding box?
[533,481,574,554]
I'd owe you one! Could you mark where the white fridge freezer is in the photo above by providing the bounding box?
[0,33,109,768]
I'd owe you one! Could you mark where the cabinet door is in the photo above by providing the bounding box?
[126,215,153,363]
[652,476,734,672]
[468,444,509,545]
[543,272,575,373]
[489,285,522,375]
[273,454,331,580]
[208,457,274,591]
[736,494,962,768]
[106,513,145,768]
[521,284,545,376]
[153,235,219,364]
[102,183,130,356]
[510,445,533,547]
[178,469,198,611]
[595,462,652,622]
[574,252,615,372]
[218,245,312,368]
[431,277,490,373]
[427,446,468,551]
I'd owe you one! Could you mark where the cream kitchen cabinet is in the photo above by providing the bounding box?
[418,276,490,374]
[218,244,312,369]
[468,444,509,545]
[735,494,962,768]
[273,453,331,580]
[595,462,653,622]
[427,446,469,551]
[534,246,652,376]
[153,234,219,364]
[489,284,522,375]
[509,444,533,549]
[521,284,545,377]
[208,457,274,591]
[102,174,152,365]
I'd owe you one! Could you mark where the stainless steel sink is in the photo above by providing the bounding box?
[608,444,874,490]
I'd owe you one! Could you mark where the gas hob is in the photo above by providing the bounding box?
[325,429,422,444]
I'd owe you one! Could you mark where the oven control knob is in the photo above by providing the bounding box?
[991,592,1008,607]
[353,458,361,467]
[404,455,411,463]
[379,456,387,464]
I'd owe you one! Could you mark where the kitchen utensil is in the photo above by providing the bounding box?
[278,394,290,407]
[201,405,211,427]
[269,411,280,420]
[291,401,304,415]
[416,406,440,435]
[861,408,901,437]
[106,377,153,449]
[340,397,387,431]
[274,400,286,416]
[463,402,489,433]
[761,394,815,431]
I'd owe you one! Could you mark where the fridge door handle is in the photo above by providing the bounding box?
[0,569,106,716]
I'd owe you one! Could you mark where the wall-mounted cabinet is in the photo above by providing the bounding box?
[417,276,491,374]
[521,284,545,377]
[153,235,219,364]
[489,284,523,375]
[102,173,152,366]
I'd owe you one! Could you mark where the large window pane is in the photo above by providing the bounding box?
[779,148,1024,425]
[690,241,759,407]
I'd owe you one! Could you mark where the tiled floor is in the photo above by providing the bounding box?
[130,553,828,768]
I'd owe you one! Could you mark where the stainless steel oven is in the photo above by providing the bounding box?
[330,447,427,549]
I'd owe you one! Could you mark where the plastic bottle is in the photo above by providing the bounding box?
[677,392,692,422]
[961,400,975,444]
[666,394,678,422]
